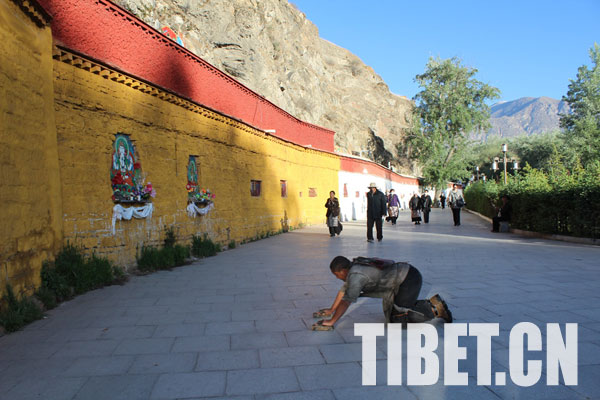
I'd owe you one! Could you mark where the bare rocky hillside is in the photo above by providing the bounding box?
[113,0,413,170]
[477,97,569,141]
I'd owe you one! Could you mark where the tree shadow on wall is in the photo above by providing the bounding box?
[118,54,308,248]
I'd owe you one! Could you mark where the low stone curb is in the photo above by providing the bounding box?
[465,208,599,246]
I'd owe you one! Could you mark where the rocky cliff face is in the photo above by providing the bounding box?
[113,0,413,169]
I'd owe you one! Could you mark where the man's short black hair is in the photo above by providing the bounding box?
[330,256,351,272]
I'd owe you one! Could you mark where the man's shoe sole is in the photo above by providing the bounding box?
[430,294,453,323]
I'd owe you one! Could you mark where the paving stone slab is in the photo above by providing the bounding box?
[407,378,503,400]
[255,390,335,400]
[183,311,232,323]
[255,318,307,333]
[153,323,206,338]
[485,380,584,399]
[195,349,259,371]
[333,386,417,400]
[183,397,252,400]
[151,371,226,399]
[136,313,187,325]
[0,341,63,361]
[231,332,288,350]
[45,327,106,343]
[205,321,257,335]
[319,342,386,364]
[74,374,159,400]
[234,294,275,303]
[285,330,345,347]
[2,377,87,400]
[0,358,82,396]
[156,296,202,306]
[570,364,600,399]
[52,339,121,358]
[113,338,174,355]
[171,335,230,353]
[295,362,362,391]
[128,352,198,374]
[166,303,212,314]
[88,315,141,328]
[98,325,157,340]
[226,367,299,395]
[62,355,134,376]
[259,346,325,368]
[194,295,235,304]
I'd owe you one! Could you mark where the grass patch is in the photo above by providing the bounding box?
[36,243,125,310]
[191,234,220,258]
[0,285,44,333]
[228,240,236,249]
[137,226,191,272]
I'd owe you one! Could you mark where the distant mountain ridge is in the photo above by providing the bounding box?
[476,96,569,141]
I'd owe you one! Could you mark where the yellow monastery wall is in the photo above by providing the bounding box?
[51,54,339,268]
[0,1,63,296]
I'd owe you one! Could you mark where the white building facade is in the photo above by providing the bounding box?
[337,156,421,221]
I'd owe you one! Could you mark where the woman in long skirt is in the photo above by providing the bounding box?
[409,193,422,225]
[387,189,400,225]
[325,191,341,236]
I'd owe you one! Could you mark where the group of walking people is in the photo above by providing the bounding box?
[407,190,433,225]
[325,183,467,240]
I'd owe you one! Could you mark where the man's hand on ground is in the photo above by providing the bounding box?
[311,319,334,331]
[312,308,333,318]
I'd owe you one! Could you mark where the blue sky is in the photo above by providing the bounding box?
[291,0,599,103]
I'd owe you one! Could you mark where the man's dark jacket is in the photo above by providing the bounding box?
[367,190,387,219]
[421,195,432,211]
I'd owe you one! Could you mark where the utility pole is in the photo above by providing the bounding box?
[502,143,507,185]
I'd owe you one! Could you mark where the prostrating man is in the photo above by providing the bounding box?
[366,182,387,242]
[312,256,452,330]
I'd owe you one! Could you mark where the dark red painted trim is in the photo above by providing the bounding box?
[38,0,335,151]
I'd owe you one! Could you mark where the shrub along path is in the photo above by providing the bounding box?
[0,209,598,399]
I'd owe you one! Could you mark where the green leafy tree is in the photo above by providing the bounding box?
[404,57,500,188]
[560,43,600,165]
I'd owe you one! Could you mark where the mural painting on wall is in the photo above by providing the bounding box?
[161,26,184,47]
[110,134,155,234]
[110,134,155,203]
[186,156,215,217]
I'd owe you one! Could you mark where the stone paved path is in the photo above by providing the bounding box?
[1,209,599,399]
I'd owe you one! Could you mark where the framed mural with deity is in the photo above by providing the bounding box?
[110,133,155,203]
[186,155,215,217]
[186,155,199,201]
